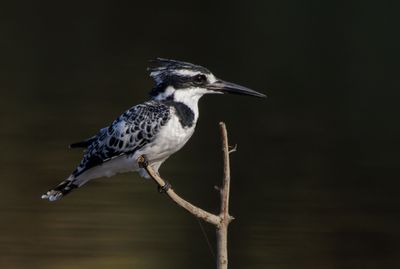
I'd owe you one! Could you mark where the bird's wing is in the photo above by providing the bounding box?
[72,101,171,177]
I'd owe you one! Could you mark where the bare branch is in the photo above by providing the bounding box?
[137,156,221,226]
[137,121,235,269]
[216,122,233,269]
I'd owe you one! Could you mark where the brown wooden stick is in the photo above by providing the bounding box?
[137,121,234,268]
[137,155,221,226]
[216,122,234,269]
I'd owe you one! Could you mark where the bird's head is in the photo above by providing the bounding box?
[148,58,266,102]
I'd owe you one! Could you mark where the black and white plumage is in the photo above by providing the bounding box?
[42,58,266,201]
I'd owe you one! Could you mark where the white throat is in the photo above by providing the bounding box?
[173,87,209,121]
[153,86,210,121]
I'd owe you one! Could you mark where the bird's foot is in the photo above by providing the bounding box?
[138,155,148,168]
[158,181,171,193]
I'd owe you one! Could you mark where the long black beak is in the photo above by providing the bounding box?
[207,79,266,98]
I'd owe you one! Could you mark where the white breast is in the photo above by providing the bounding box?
[138,113,196,163]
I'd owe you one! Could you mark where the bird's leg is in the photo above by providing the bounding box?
[138,155,171,193]
[138,155,148,168]
[153,169,171,193]
[158,181,171,193]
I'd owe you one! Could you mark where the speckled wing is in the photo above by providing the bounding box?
[72,101,171,177]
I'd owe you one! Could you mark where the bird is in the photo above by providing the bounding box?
[41,58,266,201]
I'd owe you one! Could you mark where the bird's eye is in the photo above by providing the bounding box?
[194,74,207,83]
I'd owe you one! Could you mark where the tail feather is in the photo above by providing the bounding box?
[69,139,93,149]
[41,177,78,201]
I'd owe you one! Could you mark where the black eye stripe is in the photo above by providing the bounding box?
[150,73,208,96]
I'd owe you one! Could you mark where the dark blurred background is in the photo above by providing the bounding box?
[1,1,399,268]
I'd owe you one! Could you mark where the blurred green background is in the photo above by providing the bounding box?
[1,1,399,268]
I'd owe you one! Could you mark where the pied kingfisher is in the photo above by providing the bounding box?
[42,58,266,201]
